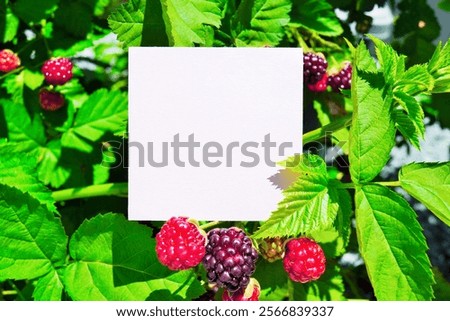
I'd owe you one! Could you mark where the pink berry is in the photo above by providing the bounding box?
[39,89,65,111]
[0,49,21,73]
[283,237,326,283]
[307,73,328,92]
[155,217,206,270]
[41,57,73,85]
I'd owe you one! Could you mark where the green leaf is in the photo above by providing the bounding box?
[290,0,343,37]
[11,0,59,24]
[33,270,64,301]
[393,109,421,149]
[253,260,288,300]
[349,41,395,183]
[332,188,352,249]
[253,154,337,239]
[64,213,204,300]
[141,0,169,46]
[0,5,19,42]
[57,78,88,109]
[108,0,145,48]
[23,69,46,90]
[353,40,377,73]
[161,0,223,46]
[38,140,71,188]
[293,263,345,301]
[0,99,46,153]
[311,187,352,258]
[395,64,434,96]
[393,91,425,149]
[367,35,401,85]
[61,89,127,153]
[399,162,450,226]
[428,41,450,93]
[0,148,56,212]
[0,185,68,281]
[2,70,44,105]
[232,0,291,47]
[355,184,434,300]
[109,0,223,47]
[53,0,93,38]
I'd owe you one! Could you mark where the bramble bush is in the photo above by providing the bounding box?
[0,0,449,301]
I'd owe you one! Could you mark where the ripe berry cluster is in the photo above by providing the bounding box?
[39,57,73,111]
[0,50,73,111]
[155,217,327,301]
[303,52,352,93]
[155,217,260,300]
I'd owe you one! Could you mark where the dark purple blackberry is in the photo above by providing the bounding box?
[303,52,328,85]
[203,228,258,292]
[328,63,352,92]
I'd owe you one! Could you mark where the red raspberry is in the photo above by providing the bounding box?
[328,63,352,92]
[222,278,260,301]
[283,237,326,283]
[303,52,328,85]
[258,237,286,262]
[41,57,73,85]
[39,89,66,111]
[0,49,21,72]
[155,217,206,270]
[307,73,328,92]
[203,227,258,292]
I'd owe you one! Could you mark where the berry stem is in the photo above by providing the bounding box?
[199,221,221,230]
[337,181,401,189]
[302,115,352,145]
[1,290,17,296]
[7,281,25,301]
[290,27,310,51]
[52,183,128,202]
[0,66,24,81]
[376,181,401,187]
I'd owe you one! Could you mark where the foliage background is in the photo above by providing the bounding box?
[0,0,449,301]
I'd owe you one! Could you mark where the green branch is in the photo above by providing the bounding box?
[336,181,401,189]
[303,115,352,145]
[52,183,128,202]
[1,290,17,296]
[199,221,221,230]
